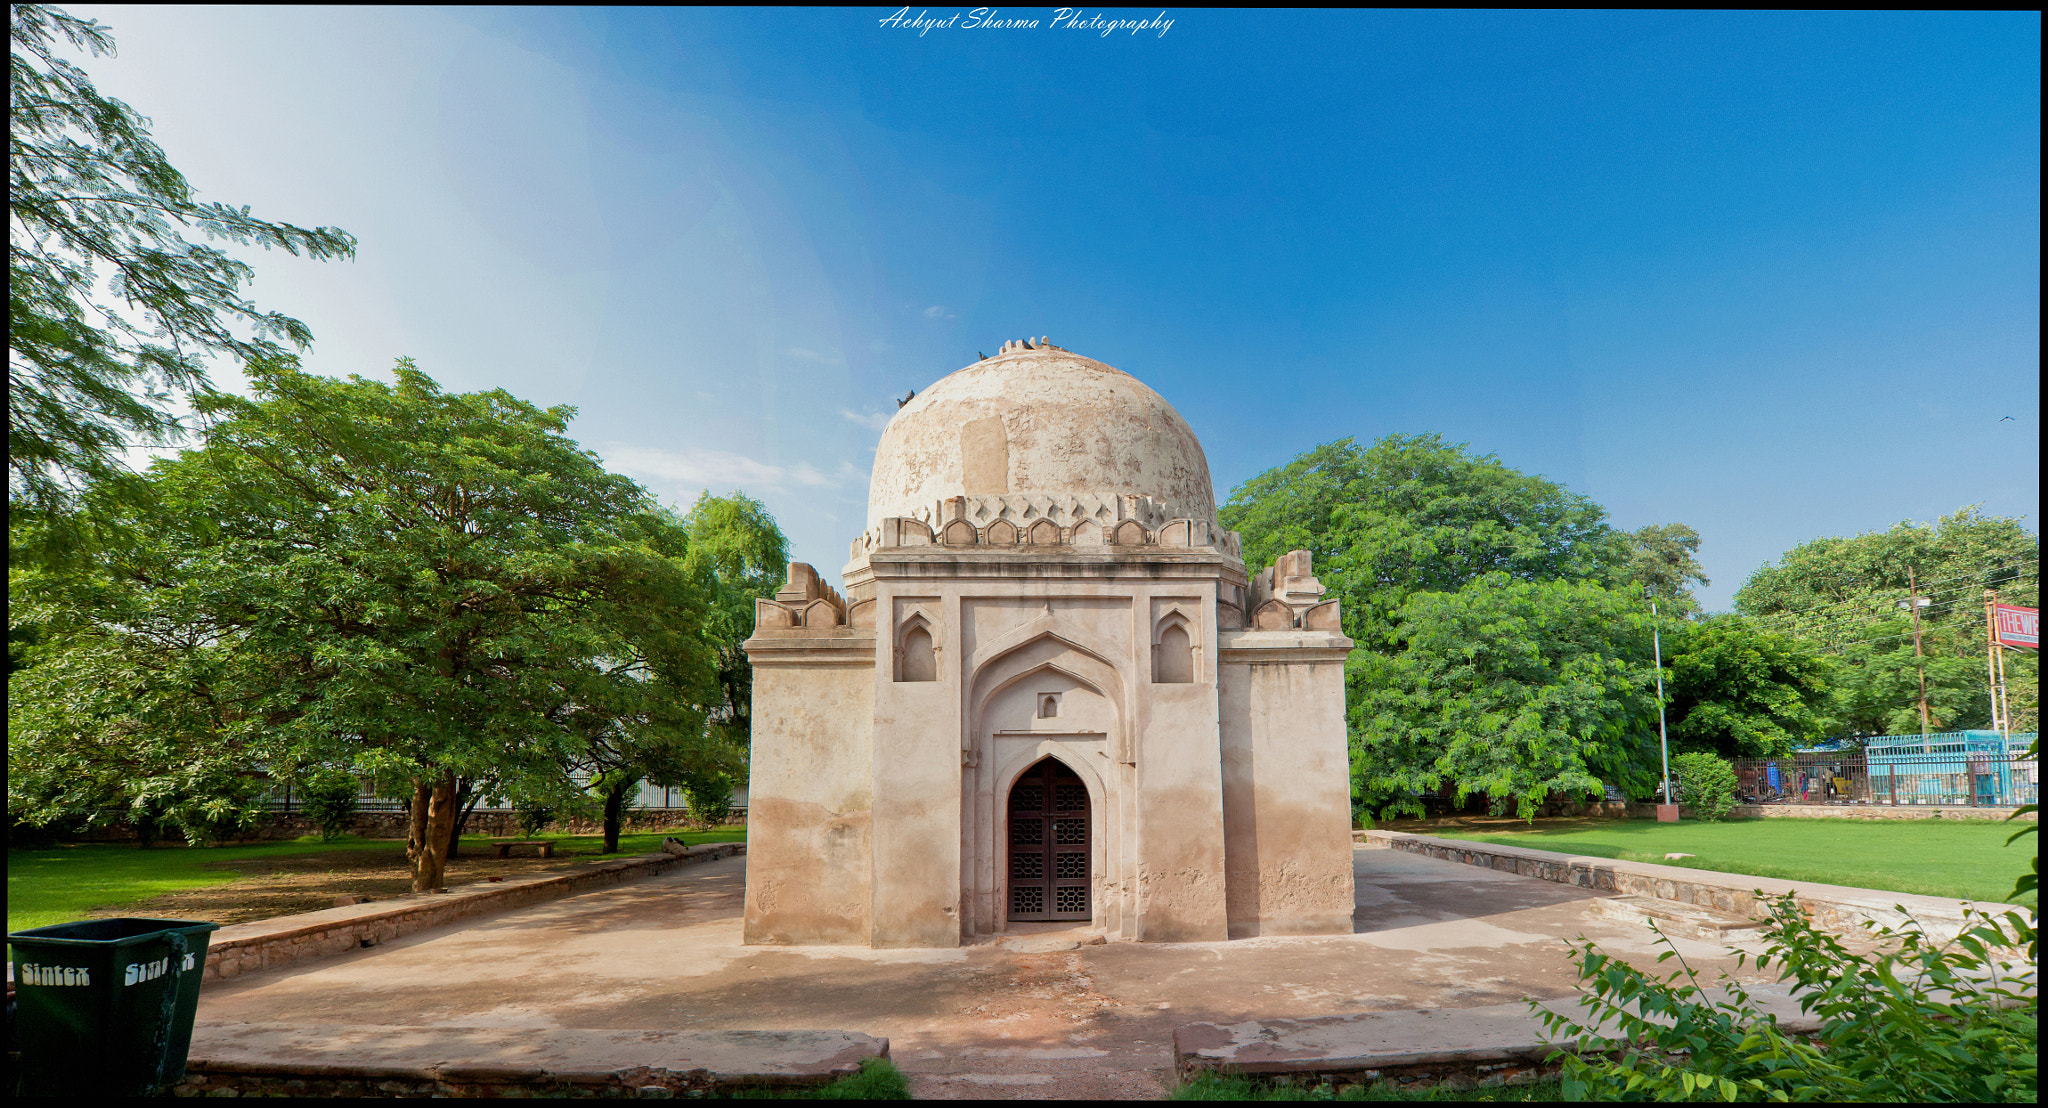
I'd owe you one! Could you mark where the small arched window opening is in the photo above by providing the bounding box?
[898,622,937,682]
[1038,693,1061,719]
[1154,621,1194,683]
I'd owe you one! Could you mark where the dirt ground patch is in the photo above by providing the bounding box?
[193,849,1808,1100]
[101,842,659,925]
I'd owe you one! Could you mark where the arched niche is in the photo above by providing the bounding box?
[1152,609,1196,684]
[966,630,1128,764]
[895,613,937,682]
[980,663,1113,737]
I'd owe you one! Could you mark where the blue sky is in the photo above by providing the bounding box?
[66,8,2039,609]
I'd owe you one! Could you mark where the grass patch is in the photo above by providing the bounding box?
[1410,816,2034,904]
[1174,1072,1561,1101]
[732,1058,912,1099]
[6,827,745,935]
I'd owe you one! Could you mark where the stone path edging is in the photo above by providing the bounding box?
[202,842,745,983]
[1729,803,2034,821]
[177,1022,884,1097]
[1173,983,1819,1088]
[1621,802,2034,822]
[1355,830,2028,939]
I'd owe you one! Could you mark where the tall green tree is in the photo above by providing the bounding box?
[1735,506,2038,737]
[9,361,725,887]
[1220,434,1629,650]
[8,4,354,526]
[1356,576,1660,818]
[1224,434,1659,815]
[682,491,788,754]
[1663,616,1833,759]
[1624,522,1710,618]
[550,492,785,853]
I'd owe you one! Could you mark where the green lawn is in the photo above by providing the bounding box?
[1411,817,2034,904]
[6,827,746,936]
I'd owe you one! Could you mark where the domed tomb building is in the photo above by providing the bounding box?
[742,340,1355,946]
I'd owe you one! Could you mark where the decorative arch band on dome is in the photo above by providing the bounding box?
[848,495,1241,561]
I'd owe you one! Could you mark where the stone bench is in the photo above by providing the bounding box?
[492,840,556,859]
[179,1022,884,1097]
[1174,984,1821,1089]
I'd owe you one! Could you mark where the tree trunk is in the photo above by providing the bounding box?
[602,776,634,854]
[406,769,460,891]
[443,777,479,860]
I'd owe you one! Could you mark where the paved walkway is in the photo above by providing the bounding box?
[194,848,1783,1099]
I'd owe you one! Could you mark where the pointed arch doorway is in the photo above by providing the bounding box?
[1007,757,1091,921]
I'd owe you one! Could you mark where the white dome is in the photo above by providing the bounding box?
[866,342,1217,531]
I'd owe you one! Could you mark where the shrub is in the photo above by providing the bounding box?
[1671,751,1738,821]
[1533,894,2037,1102]
[518,806,555,837]
[685,774,734,826]
[299,769,360,842]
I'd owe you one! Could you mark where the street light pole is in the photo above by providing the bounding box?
[1649,590,1676,822]
[1908,566,1930,738]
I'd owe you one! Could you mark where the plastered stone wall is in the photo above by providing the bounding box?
[742,618,876,946]
[1219,631,1357,937]
[867,584,965,948]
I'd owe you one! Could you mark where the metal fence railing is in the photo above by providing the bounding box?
[258,780,748,820]
[1731,733,2038,808]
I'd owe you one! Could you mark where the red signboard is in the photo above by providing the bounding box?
[1994,603,2039,650]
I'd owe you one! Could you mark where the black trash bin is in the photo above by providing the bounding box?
[8,917,219,1097]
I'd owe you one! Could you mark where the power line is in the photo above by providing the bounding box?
[1743,547,2038,589]
[1746,567,2038,633]
[1741,557,2037,620]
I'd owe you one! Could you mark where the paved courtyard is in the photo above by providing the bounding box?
[195,846,1782,1099]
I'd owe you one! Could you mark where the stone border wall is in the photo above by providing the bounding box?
[171,1069,738,1098]
[1617,802,2032,822]
[48,809,744,846]
[1730,803,2032,821]
[203,843,744,983]
[1355,831,2027,939]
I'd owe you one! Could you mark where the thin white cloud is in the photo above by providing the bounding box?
[603,444,785,491]
[840,408,891,431]
[601,444,864,497]
[785,346,843,364]
[922,305,956,319]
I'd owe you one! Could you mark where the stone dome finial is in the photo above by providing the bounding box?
[995,337,1062,354]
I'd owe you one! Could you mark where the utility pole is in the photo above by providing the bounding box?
[1907,566,1930,739]
[1986,589,2010,738]
[1648,589,1675,822]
